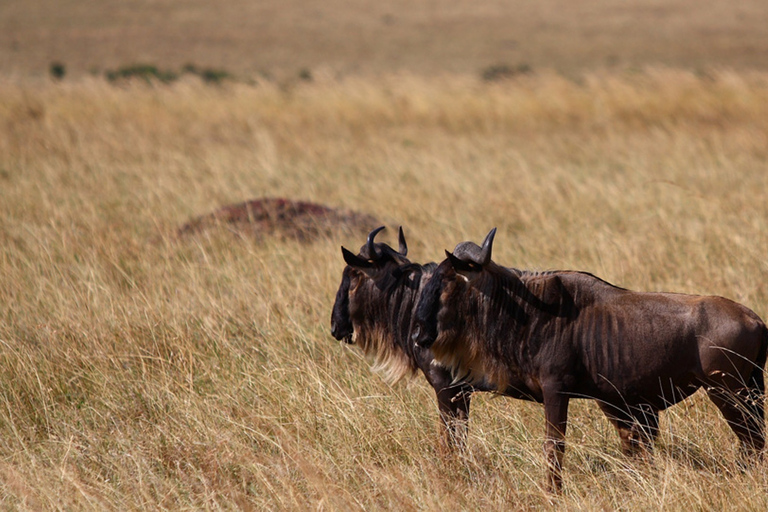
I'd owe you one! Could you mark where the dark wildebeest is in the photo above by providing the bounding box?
[330,226,474,451]
[412,228,766,491]
[331,226,551,452]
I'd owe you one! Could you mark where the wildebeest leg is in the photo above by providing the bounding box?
[424,364,473,454]
[542,388,569,493]
[598,403,658,458]
[625,404,660,462]
[706,383,765,461]
[434,383,472,455]
[632,404,660,455]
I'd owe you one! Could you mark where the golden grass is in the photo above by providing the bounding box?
[2,69,768,509]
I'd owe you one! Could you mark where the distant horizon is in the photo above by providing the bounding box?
[2,0,768,80]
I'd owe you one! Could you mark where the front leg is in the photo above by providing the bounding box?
[423,360,474,455]
[542,387,569,493]
[435,383,473,454]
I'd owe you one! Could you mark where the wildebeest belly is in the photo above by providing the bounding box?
[574,371,702,410]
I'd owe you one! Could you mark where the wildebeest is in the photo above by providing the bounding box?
[412,228,766,491]
[331,226,552,452]
[330,226,474,451]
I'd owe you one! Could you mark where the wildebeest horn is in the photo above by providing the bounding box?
[452,227,497,266]
[398,226,408,256]
[478,227,497,266]
[367,226,386,259]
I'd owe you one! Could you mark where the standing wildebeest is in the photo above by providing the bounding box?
[331,226,553,452]
[330,226,474,451]
[412,228,766,491]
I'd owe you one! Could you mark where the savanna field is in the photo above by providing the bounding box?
[3,1,768,510]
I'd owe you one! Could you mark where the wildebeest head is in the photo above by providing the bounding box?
[331,225,430,382]
[330,225,409,344]
[412,227,497,349]
[411,228,522,386]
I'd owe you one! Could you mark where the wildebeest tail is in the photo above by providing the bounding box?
[750,325,768,395]
[744,326,767,449]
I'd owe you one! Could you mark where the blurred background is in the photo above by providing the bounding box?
[3,0,768,81]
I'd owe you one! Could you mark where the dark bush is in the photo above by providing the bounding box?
[105,64,178,84]
[181,64,232,84]
[481,64,532,82]
[105,63,237,86]
[182,63,199,75]
[199,68,232,84]
[298,68,313,82]
[50,62,66,80]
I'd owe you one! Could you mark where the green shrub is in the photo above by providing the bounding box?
[199,68,232,84]
[105,64,178,84]
[481,63,532,82]
[298,68,313,82]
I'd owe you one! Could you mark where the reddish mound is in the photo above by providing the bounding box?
[178,198,381,241]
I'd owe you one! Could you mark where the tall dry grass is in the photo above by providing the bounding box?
[2,69,768,509]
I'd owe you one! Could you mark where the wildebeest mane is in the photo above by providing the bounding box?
[419,261,590,389]
[351,261,437,383]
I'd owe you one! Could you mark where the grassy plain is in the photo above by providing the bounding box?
[3,0,768,510]
[3,70,768,509]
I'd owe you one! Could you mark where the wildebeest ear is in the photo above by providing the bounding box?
[342,246,374,268]
[445,249,479,274]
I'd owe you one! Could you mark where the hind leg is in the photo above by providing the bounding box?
[632,404,660,456]
[706,375,765,461]
[598,402,659,458]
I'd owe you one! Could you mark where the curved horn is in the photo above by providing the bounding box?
[478,227,497,266]
[366,226,386,259]
[398,226,408,256]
